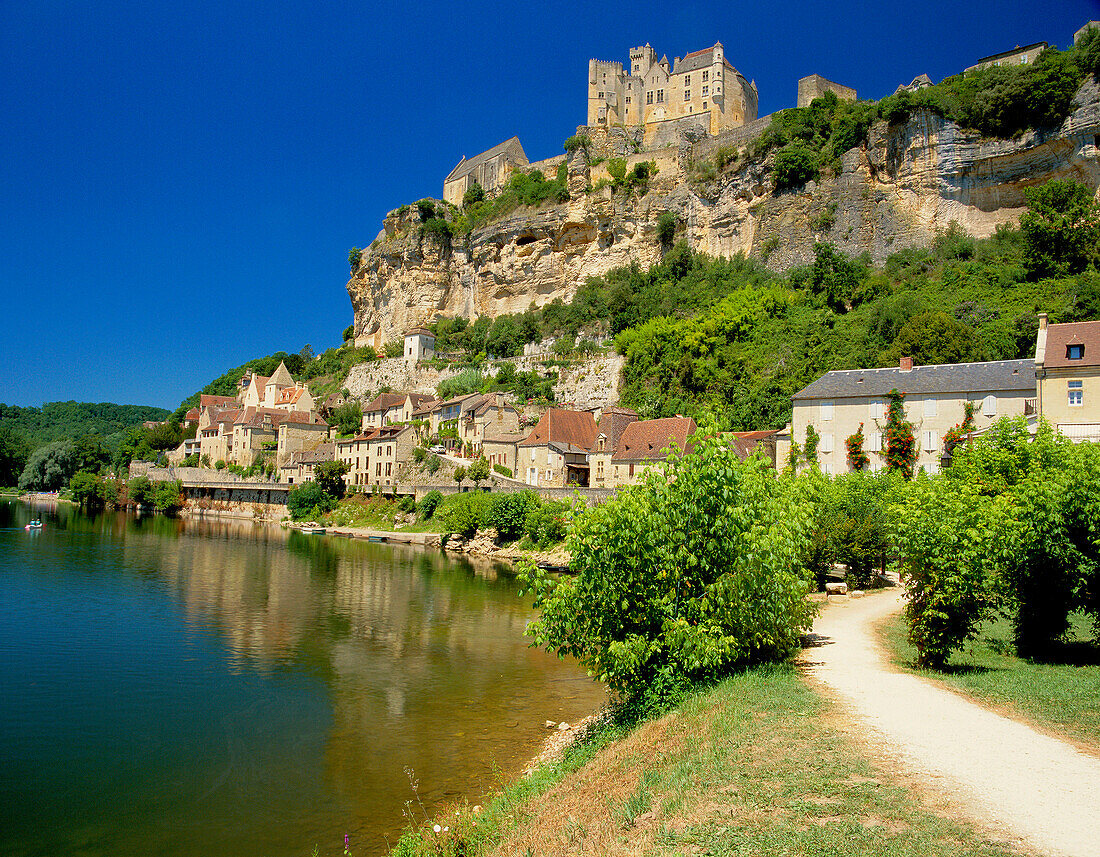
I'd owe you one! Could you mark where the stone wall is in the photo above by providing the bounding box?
[689,113,774,163]
[796,75,857,109]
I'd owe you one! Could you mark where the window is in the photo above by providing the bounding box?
[820,401,833,421]
[625,96,631,104]
[821,433,834,453]
[646,91,654,105]
[702,85,708,96]
[656,89,664,103]
[1068,344,1084,359]
[702,102,708,109]
[822,462,833,475]
[702,70,709,81]
[869,400,883,420]
[924,430,937,451]
[684,90,690,100]
[983,395,997,417]
[597,91,603,98]
[924,397,937,418]
[1069,380,1083,406]
[684,75,690,85]
[385,462,392,476]
[866,431,881,453]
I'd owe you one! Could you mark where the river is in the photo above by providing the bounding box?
[0,499,604,857]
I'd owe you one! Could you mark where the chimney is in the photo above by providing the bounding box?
[899,356,913,372]
[1038,312,1048,330]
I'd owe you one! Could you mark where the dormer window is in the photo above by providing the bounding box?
[1068,344,1084,359]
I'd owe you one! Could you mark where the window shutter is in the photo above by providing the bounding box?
[924,430,936,451]
[924,397,937,418]
[983,395,997,417]
[821,433,834,453]
[821,401,833,421]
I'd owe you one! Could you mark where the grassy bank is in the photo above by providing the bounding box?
[386,665,1024,857]
[879,611,1100,752]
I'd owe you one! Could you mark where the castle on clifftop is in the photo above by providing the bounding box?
[587,42,759,137]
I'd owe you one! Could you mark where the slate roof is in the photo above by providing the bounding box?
[792,360,1034,400]
[673,43,738,75]
[974,42,1047,65]
[289,445,335,465]
[612,417,696,462]
[519,409,598,451]
[404,328,435,338]
[1041,321,1100,369]
[444,136,527,183]
[406,393,436,409]
[483,429,528,445]
[598,407,639,452]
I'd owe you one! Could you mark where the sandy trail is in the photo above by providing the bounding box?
[800,590,1100,857]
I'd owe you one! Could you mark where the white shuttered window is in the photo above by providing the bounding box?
[821,401,833,421]
[983,395,997,417]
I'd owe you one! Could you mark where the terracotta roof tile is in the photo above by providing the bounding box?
[612,417,697,462]
[730,429,781,460]
[519,409,598,451]
[1043,320,1100,369]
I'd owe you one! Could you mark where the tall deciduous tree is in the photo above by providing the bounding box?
[314,460,350,500]
[1021,179,1100,280]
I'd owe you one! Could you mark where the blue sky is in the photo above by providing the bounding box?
[2,0,1097,410]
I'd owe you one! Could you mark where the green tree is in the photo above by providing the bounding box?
[0,426,29,486]
[466,456,490,487]
[153,480,183,514]
[889,311,977,365]
[453,465,467,484]
[128,476,154,506]
[520,429,816,702]
[657,212,676,250]
[287,481,335,521]
[1021,180,1100,280]
[332,402,363,436]
[69,471,104,510]
[348,247,362,271]
[462,182,485,208]
[72,434,109,474]
[314,460,350,500]
[18,440,76,491]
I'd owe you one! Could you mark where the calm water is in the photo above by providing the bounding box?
[0,500,604,857]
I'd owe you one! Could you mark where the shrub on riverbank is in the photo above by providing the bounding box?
[520,428,817,703]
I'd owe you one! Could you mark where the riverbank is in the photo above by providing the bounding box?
[386,645,1027,857]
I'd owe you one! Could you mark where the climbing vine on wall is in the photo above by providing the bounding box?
[846,422,869,471]
[884,389,917,478]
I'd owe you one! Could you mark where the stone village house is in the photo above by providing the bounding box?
[336,425,416,489]
[782,357,1035,475]
[517,409,598,488]
[1034,314,1100,442]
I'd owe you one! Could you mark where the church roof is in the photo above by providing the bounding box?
[444,136,527,184]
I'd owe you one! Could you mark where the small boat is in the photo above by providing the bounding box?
[25,519,43,531]
[367,534,388,543]
[300,527,326,535]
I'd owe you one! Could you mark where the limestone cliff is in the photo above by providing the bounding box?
[347,80,1100,347]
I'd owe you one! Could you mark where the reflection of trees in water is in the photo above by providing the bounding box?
[81,510,602,851]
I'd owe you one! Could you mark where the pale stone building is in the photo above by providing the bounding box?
[443,136,529,205]
[482,429,528,475]
[785,358,1035,475]
[517,409,598,488]
[965,42,1048,73]
[1034,315,1100,442]
[460,394,520,456]
[589,406,638,488]
[337,425,416,489]
[605,416,696,488]
[279,444,335,484]
[587,42,758,137]
[403,328,436,364]
[239,361,315,413]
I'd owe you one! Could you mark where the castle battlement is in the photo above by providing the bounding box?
[588,42,758,138]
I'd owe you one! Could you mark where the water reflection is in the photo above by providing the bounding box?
[0,500,604,857]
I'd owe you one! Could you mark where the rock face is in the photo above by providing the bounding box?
[347,81,1100,346]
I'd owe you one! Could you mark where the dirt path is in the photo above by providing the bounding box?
[800,590,1100,857]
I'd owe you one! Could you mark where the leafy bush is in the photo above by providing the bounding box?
[420,217,453,243]
[425,455,441,475]
[563,134,590,154]
[521,431,816,700]
[524,499,570,547]
[486,490,539,542]
[348,247,362,271]
[461,182,484,208]
[287,481,335,521]
[128,475,154,506]
[314,460,349,500]
[439,492,492,537]
[493,463,513,478]
[417,490,443,520]
[152,480,183,514]
[772,142,819,191]
[893,476,1011,668]
[657,212,676,249]
[1020,179,1100,280]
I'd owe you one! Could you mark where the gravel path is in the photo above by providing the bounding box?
[800,590,1100,857]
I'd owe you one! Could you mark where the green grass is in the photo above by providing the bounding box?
[879,611,1100,752]
[386,665,1026,857]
